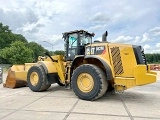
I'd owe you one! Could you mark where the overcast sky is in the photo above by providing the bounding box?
[0,0,160,53]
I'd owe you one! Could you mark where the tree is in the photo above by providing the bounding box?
[145,53,160,64]
[0,41,34,64]
[53,50,65,56]
[0,22,27,49]
[28,42,47,62]
[0,23,11,33]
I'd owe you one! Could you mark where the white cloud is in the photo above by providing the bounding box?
[89,12,110,23]
[111,32,153,45]
[149,27,160,36]
[142,44,160,53]
[95,37,102,41]
[134,36,141,43]
[143,44,153,53]
[18,22,45,33]
[38,34,64,50]
[88,24,107,32]
[148,49,160,54]
[155,32,160,36]
[141,33,151,43]
[143,44,150,50]
[51,35,62,44]
[112,36,133,43]
[156,43,160,48]
[0,0,160,53]
[149,27,160,32]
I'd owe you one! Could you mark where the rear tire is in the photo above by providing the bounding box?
[27,65,51,92]
[71,64,108,101]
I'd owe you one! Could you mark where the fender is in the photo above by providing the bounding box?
[71,56,84,69]
[38,61,58,74]
[85,55,114,80]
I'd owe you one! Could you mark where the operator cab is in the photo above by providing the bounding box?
[63,30,94,61]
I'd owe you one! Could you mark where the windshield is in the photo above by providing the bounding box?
[68,33,92,48]
[79,34,92,45]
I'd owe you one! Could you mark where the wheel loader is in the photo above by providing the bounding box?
[4,30,157,101]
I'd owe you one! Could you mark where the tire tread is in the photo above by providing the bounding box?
[71,64,108,101]
[27,65,51,92]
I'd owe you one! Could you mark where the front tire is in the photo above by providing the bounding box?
[71,64,108,101]
[27,65,51,92]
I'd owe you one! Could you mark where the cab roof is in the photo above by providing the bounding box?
[62,30,94,37]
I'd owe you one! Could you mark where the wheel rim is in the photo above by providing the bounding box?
[77,73,94,93]
[30,72,39,86]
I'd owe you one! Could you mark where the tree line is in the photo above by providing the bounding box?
[0,22,64,64]
[145,54,160,64]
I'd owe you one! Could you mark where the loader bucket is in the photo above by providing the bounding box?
[3,63,36,88]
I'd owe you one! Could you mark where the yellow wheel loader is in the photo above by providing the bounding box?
[4,30,157,101]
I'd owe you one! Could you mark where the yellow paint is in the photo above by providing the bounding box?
[85,43,156,91]
[25,63,37,71]
[93,55,115,78]
[38,61,57,73]
[8,63,37,81]
[114,65,156,90]
[147,64,157,75]
[6,42,157,91]
[14,71,28,81]
[114,77,136,89]
[38,55,66,84]
[30,72,39,86]
[108,43,137,77]
[134,65,156,85]
[53,55,65,83]
[77,73,94,93]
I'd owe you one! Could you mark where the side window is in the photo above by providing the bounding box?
[67,33,78,59]
[69,34,78,48]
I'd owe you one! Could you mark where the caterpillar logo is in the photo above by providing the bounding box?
[86,46,105,55]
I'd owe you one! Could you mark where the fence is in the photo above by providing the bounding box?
[0,64,11,84]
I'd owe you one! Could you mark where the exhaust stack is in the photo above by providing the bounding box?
[102,31,108,42]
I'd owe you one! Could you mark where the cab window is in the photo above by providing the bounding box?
[69,33,78,48]
[79,34,92,45]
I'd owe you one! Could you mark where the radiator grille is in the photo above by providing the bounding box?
[141,48,147,64]
[110,47,124,75]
